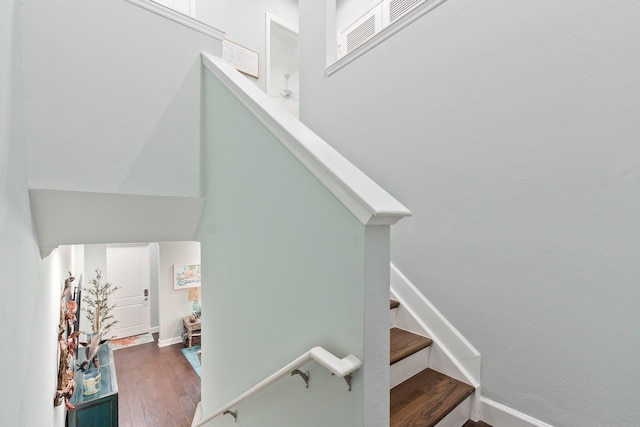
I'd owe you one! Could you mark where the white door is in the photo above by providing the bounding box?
[107,245,151,339]
[266,13,299,118]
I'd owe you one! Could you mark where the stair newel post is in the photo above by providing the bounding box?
[363,224,392,425]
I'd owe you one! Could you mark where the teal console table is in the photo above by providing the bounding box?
[68,343,118,427]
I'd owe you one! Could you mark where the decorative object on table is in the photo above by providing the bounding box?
[181,345,202,377]
[188,287,201,318]
[173,263,201,289]
[55,272,78,410]
[77,332,108,371]
[82,269,119,338]
[81,368,102,396]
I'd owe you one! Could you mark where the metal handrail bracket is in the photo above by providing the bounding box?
[192,346,362,427]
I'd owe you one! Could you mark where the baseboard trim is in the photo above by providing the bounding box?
[480,397,554,427]
[158,336,183,347]
[390,263,480,384]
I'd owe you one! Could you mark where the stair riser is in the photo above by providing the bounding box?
[390,347,430,388]
[434,394,473,427]
[392,302,476,389]
[390,305,398,326]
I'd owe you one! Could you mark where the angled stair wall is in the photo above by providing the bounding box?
[21,0,225,255]
[197,53,410,427]
[22,0,223,199]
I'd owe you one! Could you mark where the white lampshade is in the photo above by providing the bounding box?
[188,287,201,301]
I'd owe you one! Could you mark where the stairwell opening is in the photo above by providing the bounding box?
[52,240,203,425]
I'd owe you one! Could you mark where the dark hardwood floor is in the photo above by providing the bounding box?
[113,334,200,427]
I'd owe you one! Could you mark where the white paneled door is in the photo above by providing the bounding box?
[107,245,151,339]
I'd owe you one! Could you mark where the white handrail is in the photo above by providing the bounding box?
[192,346,362,427]
[202,52,411,227]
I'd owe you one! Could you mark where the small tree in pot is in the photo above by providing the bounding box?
[82,269,119,337]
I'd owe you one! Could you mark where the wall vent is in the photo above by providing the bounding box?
[347,15,377,53]
[337,0,432,60]
[338,5,383,58]
[388,0,424,23]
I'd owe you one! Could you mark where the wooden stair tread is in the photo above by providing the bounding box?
[390,368,475,427]
[390,299,400,309]
[390,327,433,365]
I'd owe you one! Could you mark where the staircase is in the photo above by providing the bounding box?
[389,299,488,427]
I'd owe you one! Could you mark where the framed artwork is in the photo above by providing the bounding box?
[174,264,201,290]
[222,38,259,79]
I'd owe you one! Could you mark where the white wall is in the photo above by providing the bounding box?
[300,1,640,426]
[157,241,201,345]
[0,1,65,424]
[155,0,195,17]
[197,0,298,91]
[336,0,374,31]
[21,0,222,197]
[196,68,381,426]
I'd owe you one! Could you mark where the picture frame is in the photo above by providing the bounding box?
[222,38,260,79]
[173,264,201,290]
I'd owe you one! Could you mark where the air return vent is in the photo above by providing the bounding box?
[337,0,431,59]
[338,6,382,57]
[347,15,376,53]
[388,0,424,23]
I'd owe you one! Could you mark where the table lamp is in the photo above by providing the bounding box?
[188,287,201,318]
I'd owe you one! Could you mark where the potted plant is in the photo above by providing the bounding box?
[82,269,119,338]
[77,269,119,393]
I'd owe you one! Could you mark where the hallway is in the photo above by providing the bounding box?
[114,334,201,427]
